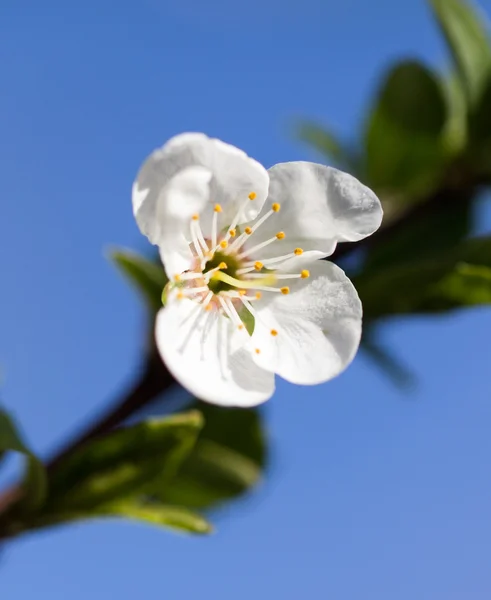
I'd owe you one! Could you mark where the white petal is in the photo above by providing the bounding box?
[251,260,362,385]
[157,166,212,276]
[155,299,275,407]
[133,133,270,248]
[241,162,382,265]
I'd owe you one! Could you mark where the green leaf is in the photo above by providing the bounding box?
[155,402,266,509]
[364,195,472,271]
[429,0,491,105]
[429,262,491,305]
[356,236,491,318]
[365,60,448,196]
[0,407,47,510]
[32,502,212,536]
[442,72,468,153]
[467,72,491,174]
[46,411,203,511]
[101,502,212,534]
[296,120,359,172]
[109,247,168,312]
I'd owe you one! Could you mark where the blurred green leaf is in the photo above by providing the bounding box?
[364,195,471,271]
[467,72,491,174]
[442,72,468,153]
[356,236,491,318]
[32,501,212,536]
[100,502,212,534]
[109,247,167,312]
[429,262,491,305]
[0,407,46,510]
[46,411,203,511]
[296,120,359,172]
[155,401,266,509]
[365,60,447,196]
[429,0,491,105]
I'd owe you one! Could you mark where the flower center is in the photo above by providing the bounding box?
[203,250,241,294]
[167,193,310,344]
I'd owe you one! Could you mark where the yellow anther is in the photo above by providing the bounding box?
[280,287,290,295]
[238,324,244,330]
[255,348,261,354]
[229,229,236,237]
[254,261,263,271]
[255,292,262,299]
[301,270,310,278]
[294,248,303,255]
[177,292,184,300]
[192,214,199,221]
[174,274,181,282]
[205,304,213,311]
[218,261,228,269]
[272,203,281,212]
[249,192,257,200]
[270,329,278,336]
[276,231,285,240]
[239,290,247,296]
[214,204,222,213]
[245,226,253,235]
[219,240,228,249]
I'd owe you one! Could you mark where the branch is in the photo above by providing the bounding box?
[0,175,486,522]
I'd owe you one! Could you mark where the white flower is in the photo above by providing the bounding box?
[132,133,382,406]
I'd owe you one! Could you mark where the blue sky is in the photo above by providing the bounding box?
[1,0,491,598]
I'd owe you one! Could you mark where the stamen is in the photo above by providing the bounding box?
[211,204,222,249]
[246,272,306,280]
[221,290,262,301]
[221,191,258,246]
[194,219,209,253]
[244,249,304,267]
[174,272,204,282]
[225,226,254,254]
[270,329,278,336]
[254,261,263,271]
[181,286,210,295]
[236,233,285,259]
[190,221,204,259]
[219,240,228,249]
[255,348,261,354]
[220,296,248,332]
[228,205,285,254]
[236,266,256,275]
[202,291,213,309]
[249,285,288,293]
